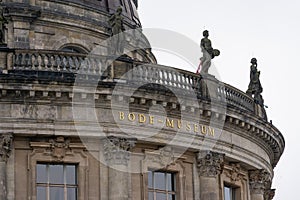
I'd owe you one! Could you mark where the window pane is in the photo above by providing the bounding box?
[50,187,64,200]
[224,186,231,200]
[37,186,46,200]
[67,188,77,200]
[156,193,166,200]
[148,191,154,200]
[66,165,76,184]
[49,165,64,184]
[148,171,153,188]
[37,164,47,183]
[154,172,165,190]
[167,173,175,191]
[168,194,176,200]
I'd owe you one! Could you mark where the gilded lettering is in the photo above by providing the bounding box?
[194,124,198,133]
[119,112,125,120]
[149,116,154,124]
[128,113,136,121]
[166,118,174,128]
[139,114,146,123]
[201,125,207,135]
[186,123,191,131]
[209,127,215,136]
[177,120,182,129]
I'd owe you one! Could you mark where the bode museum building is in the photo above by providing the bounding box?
[0,1,284,200]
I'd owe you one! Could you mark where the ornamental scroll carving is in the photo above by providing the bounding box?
[0,133,13,162]
[197,151,224,177]
[145,146,175,168]
[224,163,244,182]
[103,136,136,165]
[49,136,70,161]
[249,169,271,195]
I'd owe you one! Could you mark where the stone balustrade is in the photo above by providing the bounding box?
[7,49,259,115]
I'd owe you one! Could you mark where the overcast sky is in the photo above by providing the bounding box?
[139,0,300,199]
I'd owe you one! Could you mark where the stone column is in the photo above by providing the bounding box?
[0,134,13,200]
[249,169,271,200]
[103,136,136,200]
[197,151,224,200]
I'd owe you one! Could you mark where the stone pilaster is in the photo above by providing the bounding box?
[197,151,224,200]
[103,136,136,200]
[0,133,13,200]
[248,169,271,200]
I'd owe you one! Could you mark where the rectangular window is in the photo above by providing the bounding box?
[148,170,176,200]
[224,185,236,200]
[36,163,78,200]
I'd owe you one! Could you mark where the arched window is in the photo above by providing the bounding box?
[60,45,88,54]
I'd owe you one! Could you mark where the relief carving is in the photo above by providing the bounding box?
[49,136,70,161]
[0,133,13,162]
[224,163,244,182]
[103,136,136,166]
[249,169,271,195]
[197,151,224,177]
[145,146,175,168]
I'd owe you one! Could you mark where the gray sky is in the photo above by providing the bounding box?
[139,0,300,199]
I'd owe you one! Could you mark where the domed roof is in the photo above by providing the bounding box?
[66,0,141,28]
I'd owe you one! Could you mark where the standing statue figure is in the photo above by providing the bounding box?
[200,30,220,74]
[108,7,126,55]
[0,5,8,44]
[246,58,264,106]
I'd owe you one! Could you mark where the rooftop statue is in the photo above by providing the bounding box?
[200,30,220,74]
[108,7,126,55]
[246,58,264,106]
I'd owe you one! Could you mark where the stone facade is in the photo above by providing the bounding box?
[0,0,284,200]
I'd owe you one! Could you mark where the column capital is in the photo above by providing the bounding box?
[197,151,225,177]
[249,169,271,195]
[103,136,136,166]
[0,133,13,162]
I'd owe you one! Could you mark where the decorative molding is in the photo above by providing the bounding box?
[103,136,136,166]
[29,136,86,161]
[224,163,244,182]
[145,146,175,168]
[197,151,224,177]
[249,169,271,195]
[264,189,275,200]
[49,136,70,160]
[0,133,13,162]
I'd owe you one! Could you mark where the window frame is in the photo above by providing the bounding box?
[147,170,177,200]
[224,184,238,200]
[36,163,78,200]
[29,141,88,200]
